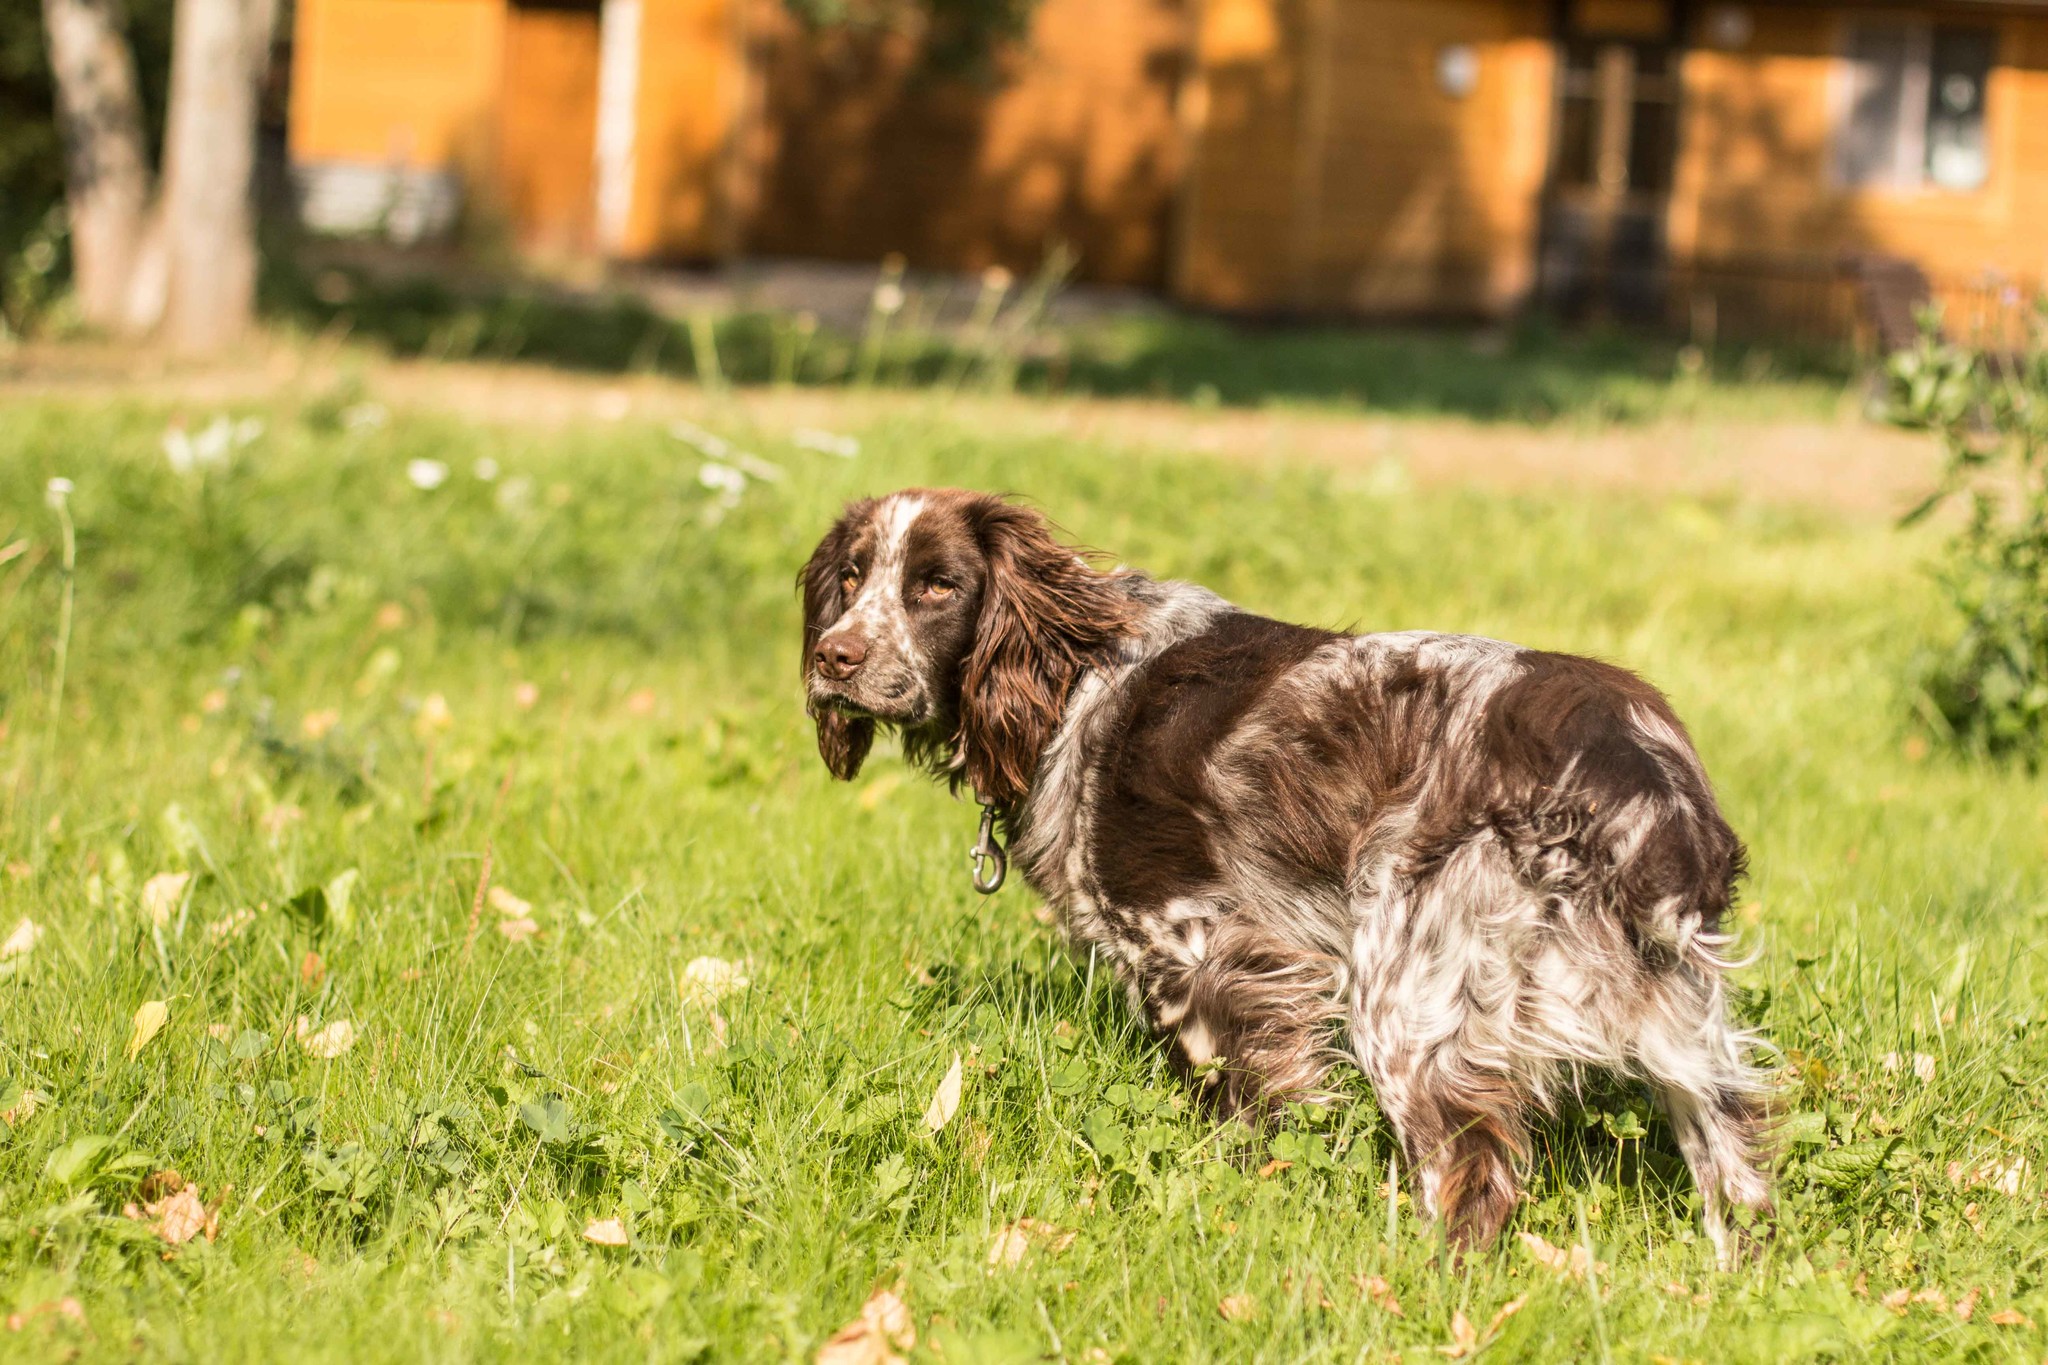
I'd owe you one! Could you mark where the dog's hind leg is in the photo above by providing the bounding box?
[1374,1058,1530,1253]
[1636,981,1773,1267]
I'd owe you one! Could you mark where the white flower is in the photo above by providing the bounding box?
[496,475,535,511]
[407,459,449,490]
[698,462,747,495]
[793,428,860,459]
[670,421,734,460]
[163,429,195,475]
[473,457,500,482]
[45,477,72,507]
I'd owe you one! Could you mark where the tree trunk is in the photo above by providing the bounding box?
[158,0,276,354]
[40,0,156,332]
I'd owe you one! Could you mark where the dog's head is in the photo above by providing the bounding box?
[798,489,1134,804]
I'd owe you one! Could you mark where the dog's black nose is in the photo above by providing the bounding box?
[814,634,868,680]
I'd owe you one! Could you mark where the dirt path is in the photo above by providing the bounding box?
[4,341,1940,519]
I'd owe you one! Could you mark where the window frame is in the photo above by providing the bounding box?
[1829,14,1996,197]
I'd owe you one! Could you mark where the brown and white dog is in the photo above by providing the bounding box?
[800,488,1772,1257]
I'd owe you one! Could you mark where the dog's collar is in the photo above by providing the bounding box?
[968,802,1007,894]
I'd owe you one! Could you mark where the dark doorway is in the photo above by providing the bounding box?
[1539,2,1683,322]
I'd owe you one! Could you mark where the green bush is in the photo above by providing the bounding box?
[1886,303,2048,756]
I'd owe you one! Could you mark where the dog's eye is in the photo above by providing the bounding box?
[840,568,861,596]
[922,578,956,601]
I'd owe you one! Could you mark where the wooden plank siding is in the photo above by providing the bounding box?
[497,3,603,256]
[288,0,505,178]
[1669,4,2048,345]
[617,0,742,260]
[739,0,1187,285]
[1175,0,1554,317]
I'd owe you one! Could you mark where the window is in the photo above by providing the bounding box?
[1553,39,1678,197]
[1837,21,1993,191]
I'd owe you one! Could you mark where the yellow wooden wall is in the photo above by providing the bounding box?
[288,0,505,182]
[1176,0,1553,316]
[1671,5,2048,339]
[740,0,1186,285]
[619,0,741,260]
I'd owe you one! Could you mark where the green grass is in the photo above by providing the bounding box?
[259,261,1856,426]
[2,387,2045,1363]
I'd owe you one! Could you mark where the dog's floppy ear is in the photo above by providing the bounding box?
[958,498,1134,807]
[799,502,875,780]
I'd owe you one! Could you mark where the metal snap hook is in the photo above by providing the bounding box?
[969,803,1007,894]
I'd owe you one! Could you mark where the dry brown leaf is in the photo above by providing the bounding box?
[1217,1294,1258,1322]
[122,1182,218,1245]
[985,1218,1075,1271]
[205,907,256,943]
[300,950,325,988]
[1354,1273,1404,1317]
[1989,1308,2033,1328]
[923,1052,963,1133]
[487,886,532,919]
[816,1285,915,1365]
[1485,1296,1529,1339]
[1910,1287,1949,1313]
[496,917,541,944]
[137,1168,184,1201]
[141,872,191,928]
[1518,1230,1605,1280]
[1880,1289,1910,1314]
[127,1000,169,1060]
[1438,1310,1479,1358]
[1257,1159,1292,1179]
[4,1297,86,1333]
[582,1217,629,1247]
[1955,1287,1981,1321]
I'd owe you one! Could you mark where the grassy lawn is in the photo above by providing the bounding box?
[2,384,2046,1363]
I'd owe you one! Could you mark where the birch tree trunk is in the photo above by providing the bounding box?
[42,0,276,349]
[157,0,276,353]
[39,0,156,332]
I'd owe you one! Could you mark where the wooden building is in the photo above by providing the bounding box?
[288,0,2048,340]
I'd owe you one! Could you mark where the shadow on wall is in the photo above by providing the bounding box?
[742,3,1186,288]
[1674,14,2045,349]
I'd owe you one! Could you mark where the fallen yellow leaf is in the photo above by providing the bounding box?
[1438,1310,1478,1357]
[1486,1296,1529,1338]
[0,916,42,961]
[141,872,191,928]
[296,1017,357,1059]
[496,917,541,944]
[1354,1273,1404,1316]
[582,1217,629,1247]
[1218,1293,1258,1322]
[816,1284,915,1365]
[985,1218,1076,1270]
[1518,1230,1606,1280]
[128,1000,169,1060]
[680,956,752,1005]
[122,1181,218,1244]
[488,886,533,918]
[924,1052,964,1133]
[1989,1308,2033,1328]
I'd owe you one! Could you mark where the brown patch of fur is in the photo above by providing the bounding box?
[796,497,877,778]
[954,497,1138,807]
